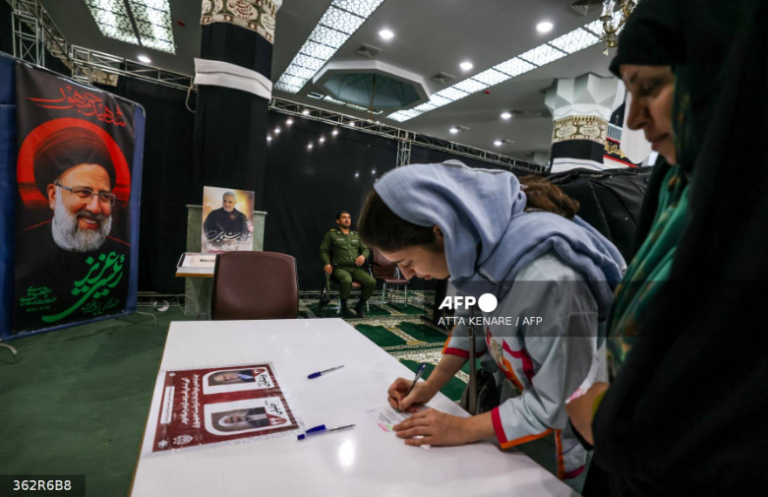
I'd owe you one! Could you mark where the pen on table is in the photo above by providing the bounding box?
[307,365,344,379]
[297,424,355,440]
[398,362,427,412]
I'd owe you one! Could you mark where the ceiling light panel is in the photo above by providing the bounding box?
[413,102,437,112]
[428,95,452,108]
[85,0,175,53]
[519,44,567,66]
[398,108,423,119]
[299,40,338,60]
[101,25,140,45]
[130,2,171,28]
[274,82,302,93]
[134,0,168,9]
[494,57,536,76]
[285,64,317,80]
[332,0,385,18]
[549,28,599,54]
[435,87,469,101]
[291,54,326,71]
[584,20,605,36]
[282,75,310,89]
[141,38,174,53]
[386,112,410,122]
[87,0,128,15]
[319,7,366,34]
[309,26,350,48]
[472,68,511,85]
[276,0,385,96]
[452,78,489,94]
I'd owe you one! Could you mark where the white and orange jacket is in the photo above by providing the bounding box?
[443,252,607,481]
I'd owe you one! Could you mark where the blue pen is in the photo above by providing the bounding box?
[307,365,344,379]
[297,424,355,440]
[399,362,427,411]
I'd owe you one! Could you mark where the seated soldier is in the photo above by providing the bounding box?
[319,211,375,318]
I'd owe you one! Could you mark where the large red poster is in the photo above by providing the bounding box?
[149,363,300,453]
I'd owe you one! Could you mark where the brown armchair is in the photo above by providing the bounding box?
[211,251,313,320]
[371,249,411,310]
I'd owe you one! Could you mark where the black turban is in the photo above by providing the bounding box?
[33,127,116,195]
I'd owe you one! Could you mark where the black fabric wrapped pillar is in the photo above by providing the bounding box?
[193,0,280,210]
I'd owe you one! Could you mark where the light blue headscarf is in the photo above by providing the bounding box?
[373,160,626,319]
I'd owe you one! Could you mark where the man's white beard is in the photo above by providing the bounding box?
[52,193,113,252]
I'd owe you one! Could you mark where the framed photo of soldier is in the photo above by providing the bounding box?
[201,186,254,253]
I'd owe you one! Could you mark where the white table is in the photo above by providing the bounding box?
[131,319,578,497]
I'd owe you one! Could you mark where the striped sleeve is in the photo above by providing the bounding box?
[491,312,595,448]
[442,305,487,358]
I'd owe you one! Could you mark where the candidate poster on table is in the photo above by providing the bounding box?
[6,64,144,338]
[201,186,254,253]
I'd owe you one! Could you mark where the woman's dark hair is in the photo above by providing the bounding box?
[358,190,437,253]
[518,175,580,220]
[358,175,579,252]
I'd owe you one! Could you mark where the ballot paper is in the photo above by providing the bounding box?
[142,363,301,455]
[365,405,431,449]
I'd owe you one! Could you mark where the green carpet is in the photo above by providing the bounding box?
[0,309,191,496]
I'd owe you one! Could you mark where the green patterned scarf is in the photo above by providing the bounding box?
[606,69,693,376]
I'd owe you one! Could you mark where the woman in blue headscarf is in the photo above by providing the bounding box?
[357,160,625,482]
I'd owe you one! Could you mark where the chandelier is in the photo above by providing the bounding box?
[600,0,641,56]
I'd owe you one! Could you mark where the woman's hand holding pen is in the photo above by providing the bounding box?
[387,378,437,412]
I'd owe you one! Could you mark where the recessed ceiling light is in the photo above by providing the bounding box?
[501,112,512,120]
[302,109,310,115]
[355,172,359,178]
[308,143,313,149]
[449,127,459,134]
[275,128,281,134]
[349,122,356,127]
[536,21,554,33]
[332,129,339,136]
[319,137,325,143]
[138,55,152,64]
[372,169,376,174]
[494,140,503,146]
[286,119,293,125]
[379,29,394,40]
[267,136,272,142]
[459,61,473,71]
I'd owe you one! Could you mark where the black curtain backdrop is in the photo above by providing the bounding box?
[410,145,526,176]
[0,2,12,56]
[96,79,196,294]
[262,114,398,293]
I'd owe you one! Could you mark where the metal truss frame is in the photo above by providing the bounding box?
[8,0,545,172]
[7,0,193,91]
[10,0,69,68]
[396,138,412,167]
[269,99,545,174]
[69,45,193,90]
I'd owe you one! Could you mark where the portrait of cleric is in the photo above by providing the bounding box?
[13,126,131,334]
[201,187,254,253]
[212,407,272,433]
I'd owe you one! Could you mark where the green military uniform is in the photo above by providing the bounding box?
[320,229,376,301]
